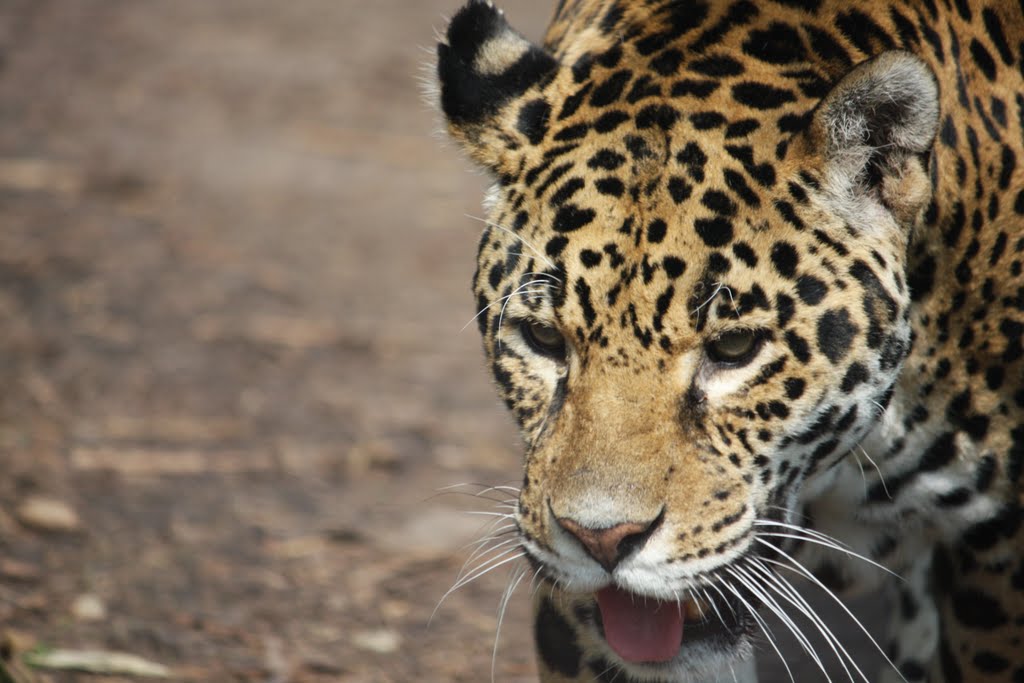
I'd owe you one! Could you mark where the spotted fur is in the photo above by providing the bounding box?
[435,1,1024,681]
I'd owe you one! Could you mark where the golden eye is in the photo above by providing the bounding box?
[707,329,761,365]
[520,320,566,358]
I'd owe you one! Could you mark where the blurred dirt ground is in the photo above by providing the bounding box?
[0,2,885,682]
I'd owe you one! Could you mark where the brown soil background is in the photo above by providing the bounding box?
[0,2,886,681]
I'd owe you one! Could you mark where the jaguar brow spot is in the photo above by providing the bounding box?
[550,178,585,207]
[776,293,796,328]
[647,219,668,244]
[732,81,798,109]
[588,149,626,171]
[651,49,684,76]
[817,307,858,363]
[725,118,760,138]
[743,22,808,64]
[663,256,686,278]
[690,111,727,129]
[627,75,662,103]
[785,330,812,363]
[701,189,738,217]
[579,249,603,268]
[517,98,552,145]
[723,168,761,207]
[554,204,596,233]
[590,69,633,107]
[671,78,720,99]
[695,217,734,247]
[596,43,624,68]
[554,122,590,142]
[689,53,744,77]
[770,241,800,279]
[732,242,757,267]
[595,177,625,197]
[636,103,681,130]
[668,176,694,204]
[796,274,828,305]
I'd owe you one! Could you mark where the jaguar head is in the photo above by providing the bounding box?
[436,1,938,674]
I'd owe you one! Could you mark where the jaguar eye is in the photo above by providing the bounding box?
[707,329,762,365]
[520,320,566,358]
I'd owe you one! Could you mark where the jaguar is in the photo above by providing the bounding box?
[433,0,1024,680]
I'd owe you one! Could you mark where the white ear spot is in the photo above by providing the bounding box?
[474,32,532,76]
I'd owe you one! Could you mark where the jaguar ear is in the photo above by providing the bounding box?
[436,0,560,173]
[805,51,939,227]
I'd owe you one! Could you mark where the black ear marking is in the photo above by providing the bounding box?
[438,0,559,125]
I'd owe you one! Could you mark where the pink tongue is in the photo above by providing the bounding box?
[596,586,684,663]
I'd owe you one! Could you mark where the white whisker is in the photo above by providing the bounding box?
[461,536,521,568]
[492,565,528,682]
[856,444,891,500]
[692,281,736,322]
[451,545,526,589]
[753,519,851,548]
[529,567,546,597]
[437,550,527,616]
[697,586,730,631]
[495,280,553,348]
[719,578,794,683]
[726,565,814,683]
[464,214,558,271]
[756,538,906,681]
[461,284,551,333]
[755,531,902,580]
[850,448,869,495]
[746,558,867,683]
[461,525,516,551]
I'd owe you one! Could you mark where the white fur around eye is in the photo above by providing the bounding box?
[673,348,762,402]
[701,358,768,402]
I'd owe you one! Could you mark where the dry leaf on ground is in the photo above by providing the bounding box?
[25,650,170,677]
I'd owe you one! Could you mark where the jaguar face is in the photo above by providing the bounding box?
[472,124,916,668]
[437,1,937,671]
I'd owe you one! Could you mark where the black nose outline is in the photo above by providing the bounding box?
[554,506,666,572]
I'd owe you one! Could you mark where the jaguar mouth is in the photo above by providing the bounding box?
[595,585,745,664]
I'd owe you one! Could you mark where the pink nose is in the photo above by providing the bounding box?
[555,513,662,571]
